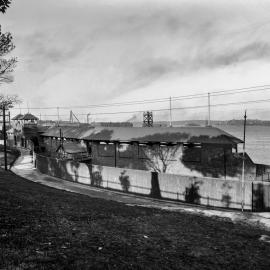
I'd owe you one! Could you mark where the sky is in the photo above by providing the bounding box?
[2,0,270,122]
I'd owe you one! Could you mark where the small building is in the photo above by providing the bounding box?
[38,125,257,180]
[20,113,39,124]
[10,112,39,149]
[56,141,90,161]
[12,113,24,123]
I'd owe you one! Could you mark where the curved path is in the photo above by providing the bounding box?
[10,149,270,229]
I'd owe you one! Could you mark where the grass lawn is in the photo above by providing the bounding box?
[1,170,270,269]
[0,145,20,167]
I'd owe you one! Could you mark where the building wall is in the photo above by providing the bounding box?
[89,141,256,180]
[41,137,257,180]
[36,154,253,210]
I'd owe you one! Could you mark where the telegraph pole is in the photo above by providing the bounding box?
[87,113,91,124]
[70,110,73,123]
[169,96,172,127]
[208,92,211,126]
[57,107,60,126]
[241,110,247,212]
[2,105,8,170]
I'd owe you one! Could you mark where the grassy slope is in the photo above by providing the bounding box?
[0,146,20,167]
[0,169,270,270]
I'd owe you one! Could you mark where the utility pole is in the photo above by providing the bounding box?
[2,105,8,170]
[87,113,91,124]
[70,110,73,123]
[57,107,60,126]
[241,110,247,212]
[208,92,211,126]
[169,96,172,127]
[59,128,63,148]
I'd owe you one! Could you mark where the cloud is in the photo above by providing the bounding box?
[2,0,270,120]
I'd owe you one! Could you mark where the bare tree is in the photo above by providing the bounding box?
[0,0,16,84]
[0,28,16,83]
[0,93,20,108]
[141,144,180,173]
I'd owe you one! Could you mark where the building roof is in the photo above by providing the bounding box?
[41,126,243,145]
[57,141,87,154]
[43,125,95,139]
[12,113,23,120]
[20,113,39,121]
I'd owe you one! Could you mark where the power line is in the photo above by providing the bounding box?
[13,83,270,110]
[87,97,270,115]
[36,97,270,117]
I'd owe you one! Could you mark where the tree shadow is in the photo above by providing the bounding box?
[185,180,201,204]
[131,132,190,143]
[252,183,266,211]
[71,161,80,182]
[182,145,255,179]
[85,129,113,141]
[221,182,232,208]
[221,194,232,208]
[119,170,130,192]
[88,164,103,187]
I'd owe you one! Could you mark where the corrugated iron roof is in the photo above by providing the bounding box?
[43,125,95,139]
[41,126,243,145]
[20,113,39,120]
[12,114,23,120]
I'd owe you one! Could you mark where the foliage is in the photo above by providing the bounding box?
[0,0,11,13]
[0,0,16,84]
[0,93,20,108]
[0,27,16,83]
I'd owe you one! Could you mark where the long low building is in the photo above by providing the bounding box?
[36,125,258,180]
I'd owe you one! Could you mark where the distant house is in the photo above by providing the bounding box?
[12,113,24,121]
[37,125,257,180]
[10,112,39,149]
[20,113,39,124]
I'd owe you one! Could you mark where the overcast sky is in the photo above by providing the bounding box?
[2,0,270,121]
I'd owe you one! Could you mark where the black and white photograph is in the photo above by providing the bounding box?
[1,0,270,269]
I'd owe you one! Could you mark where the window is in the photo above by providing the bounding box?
[118,143,134,158]
[182,143,201,163]
[98,143,114,157]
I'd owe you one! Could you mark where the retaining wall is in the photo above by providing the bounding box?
[36,154,253,210]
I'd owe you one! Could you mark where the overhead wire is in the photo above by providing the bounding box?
[33,97,270,117]
[13,83,270,110]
